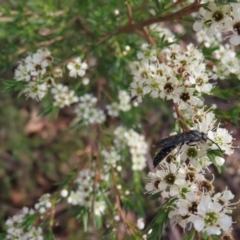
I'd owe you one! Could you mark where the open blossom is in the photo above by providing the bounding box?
[193,2,240,46]
[190,195,232,235]
[67,57,88,78]
[14,48,53,82]
[23,82,48,101]
[74,93,106,125]
[207,128,234,155]
[51,84,78,108]
[5,207,44,240]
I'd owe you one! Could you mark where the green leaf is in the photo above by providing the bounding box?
[1,79,27,94]
[182,229,196,240]
[83,211,89,232]
[207,149,224,173]
[0,233,8,239]
[154,0,160,13]
[45,231,56,240]
[145,199,174,239]
[20,213,39,229]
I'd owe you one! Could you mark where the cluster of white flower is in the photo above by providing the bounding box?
[210,44,240,80]
[14,48,53,101]
[106,90,131,117]
[132,39,236,236]
[193,2,240,46]
[113,126,148,170]
[101,147,121,165]
[51,83,78,108]
[5,207,43,240]
[74,93,106,125]
[14,50,90,105]
[150,24,176,43]
[146,159,235,235]
[66,169,106,216]
[145,107,235,236]
[130,43,212,110]
[34,193,52,214]
[196,29,222,48]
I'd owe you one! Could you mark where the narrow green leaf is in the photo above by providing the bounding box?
[83,212,89,232]
[182,229,196,240]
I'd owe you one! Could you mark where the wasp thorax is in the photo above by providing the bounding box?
[186,147,198,158]
[233,22,240,35]
[198,180,214,193]
[164,173,176,185]
[188,202,198,214]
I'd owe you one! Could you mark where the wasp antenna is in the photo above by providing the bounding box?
[207,137,224,154]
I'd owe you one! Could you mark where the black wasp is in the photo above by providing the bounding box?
[153,130,222,168]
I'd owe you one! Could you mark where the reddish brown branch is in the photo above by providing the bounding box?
[117,2,203,33]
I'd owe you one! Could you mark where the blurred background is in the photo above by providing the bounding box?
[1,1,240,239]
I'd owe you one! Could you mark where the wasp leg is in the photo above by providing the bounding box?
[173,142,185,156]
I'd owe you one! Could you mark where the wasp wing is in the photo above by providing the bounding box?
[153,133,186,148]
[153,145,177,167]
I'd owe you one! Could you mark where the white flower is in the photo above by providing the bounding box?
[137,218,145,230]
[35,193,52,214]
[82,77,90,85]
[14,64,31,81]
[208,128,234,155]
[106,102,119,117]
[67,190,82,205]
[51,84,78,108]
[118,90,131,111]
[102,147,121,165]
[130,80,145,103]
[67,57,88,78]
[23,82,48,101]
[61,189,68,198]
[191,195,232,235]
[193,3,231,37]
[94,201,106,216]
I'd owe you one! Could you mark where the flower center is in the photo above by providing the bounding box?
[233,22,240,35]
[164,173,176,185]
[198,180,213,193]
[188,202,198,214]
[185,171,196,182]
[204,211,218,226]
[180,92,190,102]
[164,83,174,93]
[156,69,164,76]
[212,10,224,22]
[154,180,160,189]
[187,147,198,158]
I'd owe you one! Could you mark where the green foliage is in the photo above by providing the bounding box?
[1,80,27,94]
[182,230,196,240]
[1,0,239,239]
[145,199,174,239]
